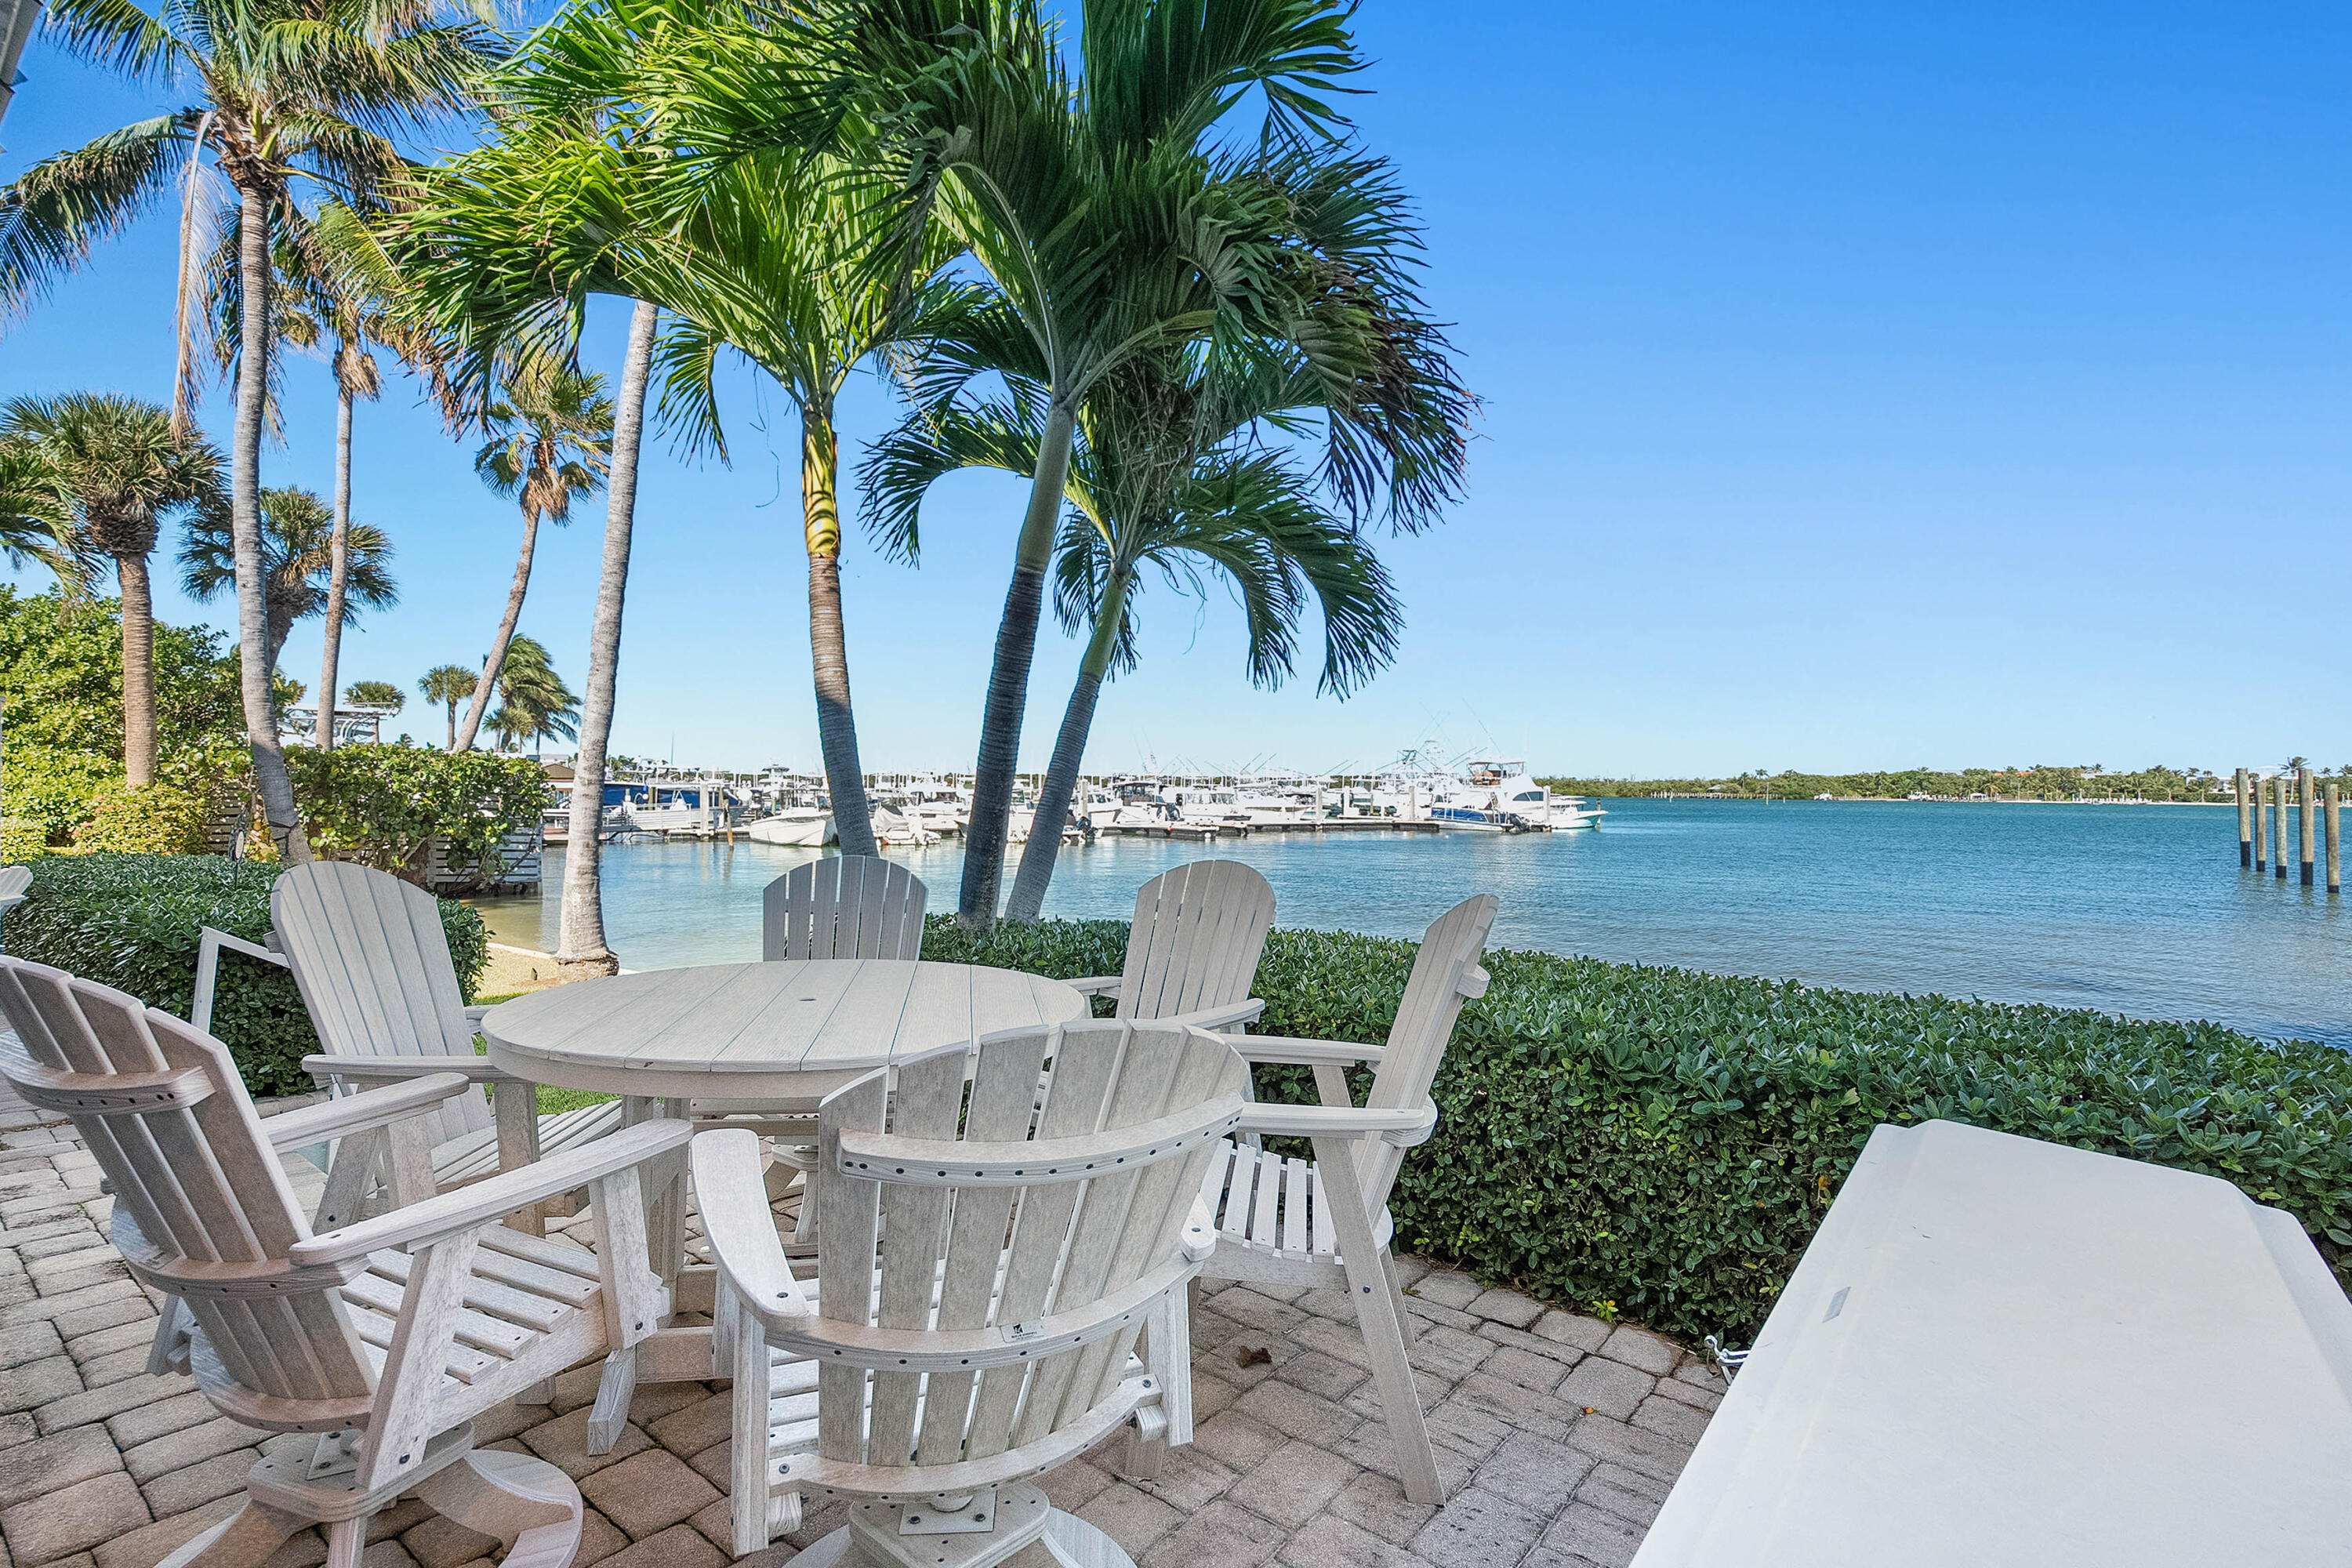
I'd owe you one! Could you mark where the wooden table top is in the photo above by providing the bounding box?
[479,959,1087,1100]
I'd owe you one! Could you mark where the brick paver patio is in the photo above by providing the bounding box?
[0,1099,1721,1568]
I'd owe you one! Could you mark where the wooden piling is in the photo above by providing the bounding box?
[2301,768,2318,886]
[2329,782,2343,896]
[2275,775,2291,878]
[2256,780,2270,871]
[2236,768,2252,866]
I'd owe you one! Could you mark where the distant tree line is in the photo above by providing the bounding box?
[1535,764,2313,802]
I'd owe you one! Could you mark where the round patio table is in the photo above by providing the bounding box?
[479,957,1088,1107]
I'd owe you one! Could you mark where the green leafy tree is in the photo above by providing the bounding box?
[0,394,223,786]
[179,487,396,684]
[0,0,504,862]
[458,364,612,750]
[418,664,479,750]
[483,634,580,754]
[0,586,243,848]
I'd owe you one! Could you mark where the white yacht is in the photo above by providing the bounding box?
[1427,758,1552,833]
[744,808,834,847]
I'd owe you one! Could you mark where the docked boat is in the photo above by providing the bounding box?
[744,808,834,847]
[1427,758,1553,833]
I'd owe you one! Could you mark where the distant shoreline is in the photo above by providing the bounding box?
[1629,794,2234,806]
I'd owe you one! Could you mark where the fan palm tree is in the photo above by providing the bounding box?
[0,447,87,587]
[457,363,612,751]
[419,663,478,749]
[343,679,404,711]
[0,394,224,786]
[180,486,397,691]
[484,633,580,755]
[0,0,503,859]
[866,347,1400,919]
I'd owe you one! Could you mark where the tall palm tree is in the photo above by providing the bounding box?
[419,664,477,749]
[0,394,224,786]
[0,0,503,859]
[180,485,397,688]
[866,348,1401,919]
[737,0,1464,923]
[458,363,612,751]
[485,633,580,754]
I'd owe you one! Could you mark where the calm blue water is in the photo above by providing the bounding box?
[473,799,2352,1046]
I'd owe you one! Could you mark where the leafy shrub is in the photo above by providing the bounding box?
[5,852,488,1096]
[285,744,548,889]
[75,782,211,853]
[925,916,2352,1341]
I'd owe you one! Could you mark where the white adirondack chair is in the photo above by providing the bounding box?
[1196,894,1497,1505]
[191,860,619,1213]
[761,855,927,962]
[692,1018,1250,1560]
[0,864,31,951]
[1067,860,1274,1030]
[0,954,692,1568]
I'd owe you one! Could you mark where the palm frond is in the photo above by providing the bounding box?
[0,114,195,324]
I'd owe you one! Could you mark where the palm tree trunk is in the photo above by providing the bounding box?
[118,551,158,788]
[1004,570,1127,923]
[557,298,657,976]
[456,508,540,750]
[316,383,354,753]
[805,401,877,859]
[230,183,309,862]
[957,398,1077,926]
[445,699,458,751]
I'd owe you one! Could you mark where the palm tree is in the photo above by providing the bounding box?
[0,446,88,587]
[419,664,478,749]
[866,349,1401,920]
[457,363,612,750]
[180,486,397,691]
[343,679,404,712]
[484,634,580,755]
[0,394,224,786]
[0,0,503,861]
[745,0,1465,923]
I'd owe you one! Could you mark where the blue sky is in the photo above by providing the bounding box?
[3,2,2347,776]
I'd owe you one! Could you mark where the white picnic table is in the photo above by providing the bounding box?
[479,957,1088,1108]
[1634,1117,2352,1566]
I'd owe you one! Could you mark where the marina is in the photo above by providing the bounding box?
[477,797,2352,1048]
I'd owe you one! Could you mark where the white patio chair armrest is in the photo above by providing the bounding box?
[300,1053,527,1087]
[463,1004,494,1025]
[1233,1102,1438,1148]
[191,926,290,1036]
[1217,1035,1385,1069]
[261,1073,476,1151]
[290,1118,694,1265]
[691,1128,814,1330]
[1066,975,1123,997]
[1161,996,1265,1031]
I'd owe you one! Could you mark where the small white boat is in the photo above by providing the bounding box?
[745,808,834,847]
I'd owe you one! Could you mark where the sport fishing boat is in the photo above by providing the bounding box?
[1427,758,1552,833]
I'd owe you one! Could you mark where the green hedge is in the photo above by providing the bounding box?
[3,853,489,1097]
[924,915,2352,1341]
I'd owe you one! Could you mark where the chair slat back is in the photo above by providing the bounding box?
[271,860,491,1148]
[1357,895,1497,1210]
[0,957,374,1407]
[816,1022,1247,1475]
[0,866,30,902]
[763,856,927,964]
[1113,860,1275,1022]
